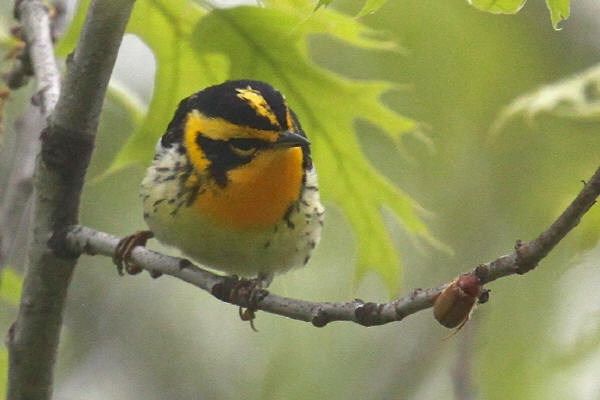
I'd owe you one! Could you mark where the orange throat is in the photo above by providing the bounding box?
[193,147,304,230]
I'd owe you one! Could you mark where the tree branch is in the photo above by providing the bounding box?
[6,1,135,399]
[63,165,600,327]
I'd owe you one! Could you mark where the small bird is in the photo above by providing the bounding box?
[116,80,324,290]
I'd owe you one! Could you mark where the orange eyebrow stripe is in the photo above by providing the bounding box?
[285,106,294,131]
[235,86,281,129]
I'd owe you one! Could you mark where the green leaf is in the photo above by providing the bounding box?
[545,0,570,30]
[356,0,388,17]
[489,64,600,139]
[467,0,570,30]
[0,267,23,305]
[62,0,435,293]
[468,0,527,14]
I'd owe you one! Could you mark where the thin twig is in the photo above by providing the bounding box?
[64,165,600,327]
[0,103,43,268]
[14,0,60,116]
[0,0,65,268]
[6,1,136,399]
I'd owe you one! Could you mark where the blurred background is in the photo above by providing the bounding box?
[2,0,600,399]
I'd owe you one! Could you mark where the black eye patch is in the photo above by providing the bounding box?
[195,135,269,187]
[229,138,268,151]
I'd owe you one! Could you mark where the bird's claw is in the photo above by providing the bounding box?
[231,277,269,332]
[113,230,155,276]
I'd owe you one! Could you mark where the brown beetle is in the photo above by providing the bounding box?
[433,273,482,329]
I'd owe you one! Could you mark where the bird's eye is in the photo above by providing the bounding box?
[229,141,257,157]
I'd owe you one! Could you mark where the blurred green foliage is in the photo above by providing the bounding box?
[356,0,388,17]
[490,64,600,136]
[322,0,571,29]
[1,0,599,399]
[469,0,527,14]
[0,267,22,398]
[0,267,22,305]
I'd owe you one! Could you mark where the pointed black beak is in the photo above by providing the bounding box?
[275,130,310,148]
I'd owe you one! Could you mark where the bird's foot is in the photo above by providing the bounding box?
[231,276,270,332]
[113,230,155,276]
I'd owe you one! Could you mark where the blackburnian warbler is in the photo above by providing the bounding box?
[117,80,324,288]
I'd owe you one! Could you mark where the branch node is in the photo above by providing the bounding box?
[82,239,96,256]
[311,309,329,328]
[178,258,193,270]
[40,126,95,177]
[48,227,81,259]
[149,270,163,279]
[3,44,33,90]
[355,302,385,327]
[514,239,538,274]
[6,322,16,347]
[31,84,50,112]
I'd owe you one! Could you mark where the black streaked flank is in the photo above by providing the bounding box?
[153,198,166,207]
[283,204,296,229]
